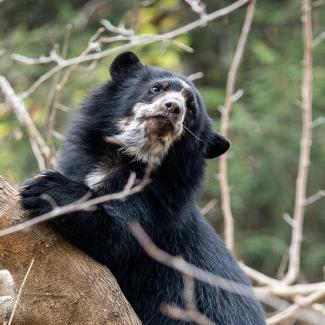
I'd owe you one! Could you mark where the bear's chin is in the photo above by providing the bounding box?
[144,116,175,138]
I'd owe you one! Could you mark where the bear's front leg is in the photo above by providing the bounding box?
[20,170,118,266]
[20,170,92,218]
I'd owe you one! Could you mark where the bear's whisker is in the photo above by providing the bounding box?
[183,123,202,142]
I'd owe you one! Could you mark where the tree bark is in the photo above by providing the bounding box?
[0,176,141,325]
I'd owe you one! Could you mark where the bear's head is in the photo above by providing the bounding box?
[100,51,230,169]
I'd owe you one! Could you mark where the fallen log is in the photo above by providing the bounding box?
[0,176,141,325]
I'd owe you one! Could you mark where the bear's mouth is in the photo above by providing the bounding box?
[143,114,169,120]
[143,115,176,137]
[142,113,174,121]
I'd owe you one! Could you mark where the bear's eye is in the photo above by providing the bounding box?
[151,85,161,93]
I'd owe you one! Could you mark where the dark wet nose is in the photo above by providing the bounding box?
[163,100,181,115]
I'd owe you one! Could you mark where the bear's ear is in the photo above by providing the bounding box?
[204,133,230,159]
[109,51,143,81]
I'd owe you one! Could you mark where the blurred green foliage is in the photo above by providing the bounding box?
[0,0,324,280]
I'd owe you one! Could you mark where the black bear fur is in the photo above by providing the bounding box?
[21,52,266,325]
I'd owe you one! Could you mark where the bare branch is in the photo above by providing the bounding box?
[282,213,295,227]
[161,304,217,325]
[304,189,325,206]
[130,223,325,324]
[20,65,63,100]
[187,72,204,81]
[312,0,325,8]
[313,30,325,46]
[267,289,325,325]
[182,275,196,311]
[46,28,103,150]
[0,169,151,237]
[11,50,63,65]
[218,0,256,251]
[239,262,279,287]
[200,199,217,216]
[284,0,314,284]
[13,0,250,98]
[7,259,34,325]
[241,263,325,297]
[0,76,52,169]
[161,274,218,325]
[230,89,244,103]
[312,116,325,128]
[183,0,207,19]
[101,19,135,36]
[129,222,257,298]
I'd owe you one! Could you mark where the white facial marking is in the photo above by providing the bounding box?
[105,89,188,168]
[133,91,186,121]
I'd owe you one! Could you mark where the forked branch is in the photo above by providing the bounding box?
[218,0,256,251]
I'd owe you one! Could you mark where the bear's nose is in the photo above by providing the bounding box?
[163,100,181,115]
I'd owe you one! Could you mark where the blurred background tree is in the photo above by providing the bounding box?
[0,0,324,281]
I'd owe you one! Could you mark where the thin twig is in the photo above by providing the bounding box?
[187,71,204,81]
[129,222,257,298]
[312,116,325,128]
[239,262,279,286]
[130,223,325,323]
[46,25,73,151]
[183,0,207,19]
[101,19,134,36]
[313,30,325,46]
[0,170,151,237]
[182,275,196,311]
[161,304,217,325]
[0,76,51,169]
[304,189,325,206]
[284,0,313,284]
[7,258,35,325]
[218,0,256,251]
[13,0,250,98]
[161,274,218,325]
[241,262,325,298]
[267,289,325,325]
[200,199,217,215]
[47,28,103,151]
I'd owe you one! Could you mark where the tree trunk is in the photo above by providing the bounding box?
[0,176,141,325]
